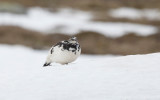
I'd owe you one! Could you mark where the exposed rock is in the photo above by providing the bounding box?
[0,2,27,14]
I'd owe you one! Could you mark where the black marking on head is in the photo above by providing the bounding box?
[54,41,68,47]
[63,43,77,51]
[54,39,80,54]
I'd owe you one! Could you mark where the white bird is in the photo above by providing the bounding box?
[43,36,81,67]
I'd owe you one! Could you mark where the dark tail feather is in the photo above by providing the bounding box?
[43,63,51,67]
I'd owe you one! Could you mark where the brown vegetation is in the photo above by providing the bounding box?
[1,0,160,10]
[0,0,160,27]
[0,26,69,49]
[1,26,160,55]
[0,0,160,55]
[93,14,160,27]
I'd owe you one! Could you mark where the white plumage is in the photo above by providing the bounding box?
[43,37,81,67]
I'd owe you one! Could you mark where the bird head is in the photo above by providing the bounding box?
[68,36,78,43]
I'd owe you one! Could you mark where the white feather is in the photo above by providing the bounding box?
[45,45,81,65]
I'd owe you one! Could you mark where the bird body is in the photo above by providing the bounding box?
[43,37,81,66]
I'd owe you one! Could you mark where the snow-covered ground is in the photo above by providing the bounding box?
[0,7,158,38]
[0,45,160,100]
[109,7,160,20]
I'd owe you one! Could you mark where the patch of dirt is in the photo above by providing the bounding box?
[1,26,160,55]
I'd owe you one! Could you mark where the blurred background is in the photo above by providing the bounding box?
[1,1,160,99]
[0,0,160,55]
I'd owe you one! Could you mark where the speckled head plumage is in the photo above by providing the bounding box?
[68,36,77,44]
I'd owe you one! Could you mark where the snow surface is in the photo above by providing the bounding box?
[0,7,158,38]
[0,45,160,100]
[109,7,160,20]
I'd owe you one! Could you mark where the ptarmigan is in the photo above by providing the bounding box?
[43,36,81,67]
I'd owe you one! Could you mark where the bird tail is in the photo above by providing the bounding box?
[43,53,52,67]
[43,62,51,67]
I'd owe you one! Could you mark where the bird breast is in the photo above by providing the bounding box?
[51,46,81,64]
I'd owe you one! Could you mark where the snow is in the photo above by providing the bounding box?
[0,7,91,34]
[109,7,160,20]
[0,7,158,38]
[0,44,160,100]
[78,22,157,37]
